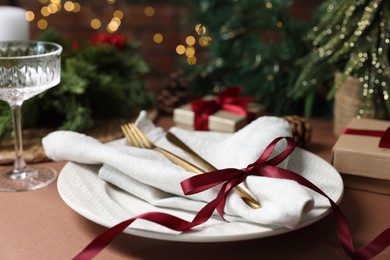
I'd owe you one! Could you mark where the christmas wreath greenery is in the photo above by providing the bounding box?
[0,29,154,140]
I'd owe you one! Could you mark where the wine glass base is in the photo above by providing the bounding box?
[0,167,57,192]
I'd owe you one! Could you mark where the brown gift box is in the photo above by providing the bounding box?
[173,98,265,133]
[332,118,390,195]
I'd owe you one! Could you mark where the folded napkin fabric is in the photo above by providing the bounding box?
[43,111,314,229]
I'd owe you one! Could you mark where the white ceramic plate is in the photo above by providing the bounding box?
[57,148,343,242]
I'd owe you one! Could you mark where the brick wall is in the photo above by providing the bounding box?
[0,0,324,93]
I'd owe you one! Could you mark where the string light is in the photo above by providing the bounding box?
[90,19,101,29]
[107,20,119,33]
[72,2,81,12]
[176,45,186,55]
[47,3,59,14]
[265,1,273,9]
[25,11,35,21]
[187,56,197,65]
[40,6,50,16]
[199,36,211,46]
[26,1,116,32]
[113,10,123,19]
[153,33,163,44]
[144,6,155,17]
[185,36,195,46]
[185,46,195,57]
[27,1,206,66]
[64,1,74,12]
[37,19,48,30]
[195,23,206,35]
[174,23,212,65]
[111,17,121,26]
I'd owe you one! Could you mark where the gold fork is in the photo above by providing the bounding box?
[121,123,205,173]
[121,123,260,209]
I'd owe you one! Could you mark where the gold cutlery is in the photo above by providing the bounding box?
[166,132,216,172]
[121,123,260,209]
[121,123,204,173]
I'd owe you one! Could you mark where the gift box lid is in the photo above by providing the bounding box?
[173,98,265,133]
[332,118,390,181]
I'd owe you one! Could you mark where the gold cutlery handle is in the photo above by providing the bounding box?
[154,147,205,174]
[234,186,261,209]
[166,133,216,172]
[166,133,261,209]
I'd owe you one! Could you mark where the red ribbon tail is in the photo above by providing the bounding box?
[355,228,390,259]
[73,218,136,260]
[379,128,390,148]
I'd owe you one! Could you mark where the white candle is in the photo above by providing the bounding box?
[0,6,29,41]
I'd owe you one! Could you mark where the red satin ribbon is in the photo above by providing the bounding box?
[343,127,390,148]
[73,137,390,260]
[190,86,254,130]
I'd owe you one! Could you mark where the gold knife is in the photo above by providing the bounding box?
[166,132,261,208]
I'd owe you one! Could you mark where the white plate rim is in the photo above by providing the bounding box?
[57,147,344,243]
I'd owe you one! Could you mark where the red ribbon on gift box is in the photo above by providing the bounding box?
[343,127,390,148]
[73,137,390,260]
[190,86,255,131]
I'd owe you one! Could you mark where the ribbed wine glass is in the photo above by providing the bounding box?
[0,41,62,192]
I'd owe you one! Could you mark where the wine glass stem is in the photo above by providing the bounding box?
[11,104,27,175]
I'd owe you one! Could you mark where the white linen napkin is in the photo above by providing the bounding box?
[43,111,314,229]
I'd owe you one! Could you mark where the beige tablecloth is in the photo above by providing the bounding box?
[0,118,388,260]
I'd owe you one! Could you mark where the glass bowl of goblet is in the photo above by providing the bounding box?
[0,41,62,192]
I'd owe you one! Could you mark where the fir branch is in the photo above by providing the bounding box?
[292,0,390,118]
[179,0,311,115]
[0,29,154,140]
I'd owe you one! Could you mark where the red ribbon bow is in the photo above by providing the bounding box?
[343,127,390,148]
[73,137,390,260]
[181,137,296,217]
[191,86,254,130]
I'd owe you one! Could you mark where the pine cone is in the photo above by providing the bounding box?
[157,70,189,115]
[283,115,311,148]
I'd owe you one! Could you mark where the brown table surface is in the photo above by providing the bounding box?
[0,117,389,260]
